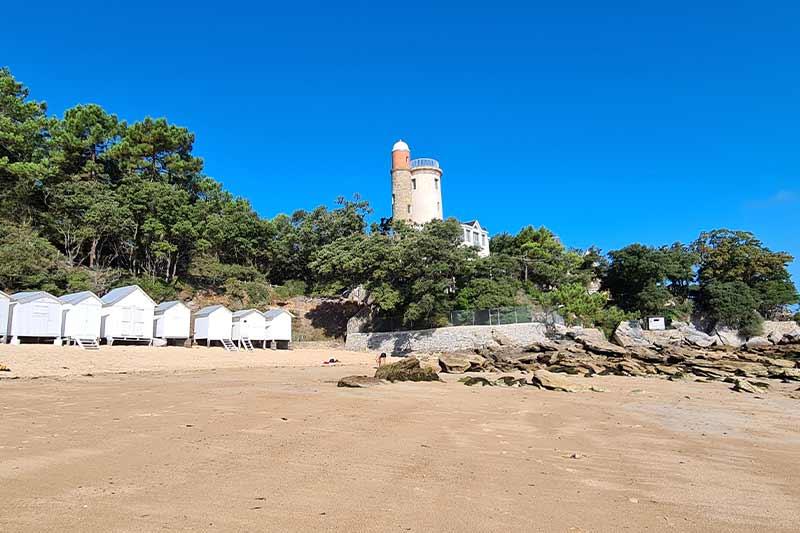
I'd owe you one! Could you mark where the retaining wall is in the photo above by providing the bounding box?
[345,322,548,354]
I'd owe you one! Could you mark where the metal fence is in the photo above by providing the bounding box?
[449,306,564,328]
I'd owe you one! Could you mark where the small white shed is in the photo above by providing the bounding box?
[264,308,294,349]
[232,309,268,347]
[193,305,233,346]
[154,300,191,341]
[0,290,9,342]
[59,291,102,342]
[100,285,156,344]
[8,291,63,344]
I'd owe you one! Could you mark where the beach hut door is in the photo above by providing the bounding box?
[132,308,146,336]
[33,303,49,331]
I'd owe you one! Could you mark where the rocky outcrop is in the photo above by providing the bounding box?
[338,375,383,388]
[374,357,440,382]
[714,326,747,348]
[530,370,578,392]
[612,321,653,348]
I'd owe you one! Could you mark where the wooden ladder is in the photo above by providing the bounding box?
[221,338,238,352]
[241,337,255,352]
[75,337,100,350]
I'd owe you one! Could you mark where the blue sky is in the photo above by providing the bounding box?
[3,1,798,282]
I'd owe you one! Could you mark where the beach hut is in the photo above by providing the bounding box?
[264,308,294,349]
[100,285,156,345]
[154,301,191,344]
[0,290,10,343]
[193,305,235,350]
[7,291,63,344]
[231,309,268,350]
[59,291,102,348]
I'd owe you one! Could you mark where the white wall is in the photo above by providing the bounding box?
[10,299,62,338]
[102,290,155,339]
[194,308,233,341]
[155,305,190,338]
[410,167,443,224]
[0,293,9,338]
[232,312,267,341]
[62,299,102,339]
[266,313,292,341]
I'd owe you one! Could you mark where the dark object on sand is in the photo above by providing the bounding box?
[338,375,383,388]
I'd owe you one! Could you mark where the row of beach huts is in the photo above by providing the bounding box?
[0,285,293,351]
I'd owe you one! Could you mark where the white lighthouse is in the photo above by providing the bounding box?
[391,140,443,225]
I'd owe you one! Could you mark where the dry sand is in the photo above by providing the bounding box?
[1,344,799,532]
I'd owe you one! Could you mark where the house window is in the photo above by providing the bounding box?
[411,178,416,190]
[407,204,412,214]
[464,229,469,242]
[473,232,479,246]
[482,234,486,246]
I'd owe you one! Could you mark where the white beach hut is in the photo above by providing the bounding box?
[193,305,235,349]
[154,300,191,344]
[0,290,9,343]
[100,285,156,345]
[8,291,63,344]
[59,291,102,348]
[232,309,268,349]
[264,308,294,349]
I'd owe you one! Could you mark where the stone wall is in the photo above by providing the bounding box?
[345,322,549,354]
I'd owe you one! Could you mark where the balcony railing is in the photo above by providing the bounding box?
[410,158,440,169]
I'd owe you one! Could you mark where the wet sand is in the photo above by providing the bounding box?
[1,345,798,532]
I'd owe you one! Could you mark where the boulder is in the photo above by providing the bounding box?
[459,376,494,387]
[678,325,718,348]
[730,378,760,394]
[762,321,800,345]
[641,328,685,348]
[375,357,440,382]
[438,353,484,373]
[714,326,746,348]
[530,370,578,392]
[493,376,527,387]
[415,353,442,371]
[338,375,383,388]
[745,336,772,350]
[572,329,629,356]
[612,321,654,348]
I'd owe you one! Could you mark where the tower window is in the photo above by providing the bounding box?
[437,201,440,213]
[407,204,412,214]
[435,178,439,190]
[411,178,416,190]
[392,194,395,205]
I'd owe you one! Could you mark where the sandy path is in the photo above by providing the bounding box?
[1,356,798,532]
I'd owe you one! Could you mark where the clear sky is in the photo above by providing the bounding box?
[3,1,798,282]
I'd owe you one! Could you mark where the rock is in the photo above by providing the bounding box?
[0,364,10,372]
[438,353,477,373]
[731,378,760,394]
[415,353,442,371]
[762,321,800,345]
[614,360,648,377]
[678,325,718,348]
[763,357,796,369]
[375,357,440,382]
[745,336,772,350]
[780,331,800,345]
[612,321,654,348]
[491,329,516,347]
[714,326,746,348]
[530,370,578,392]
[523,338,559,352]
[459,376,494,386]
[337,375,383,388]
[572,329,629,356]
[493,375,527,387]
[770,368,800,381]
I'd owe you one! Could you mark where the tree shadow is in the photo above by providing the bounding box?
[305,300,363,339]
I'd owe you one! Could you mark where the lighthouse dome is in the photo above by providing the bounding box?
[392,140,410,152]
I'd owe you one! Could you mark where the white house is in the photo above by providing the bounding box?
[0,290,9,343]
[460,220,490,257]
[100,285,156,345]
[59,291,102,345]
[8,291,63,344]
[154,301,191,344]
[264,308,294,349]
[193,305,233,347]
[232,309,268,348]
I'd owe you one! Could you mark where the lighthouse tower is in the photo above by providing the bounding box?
[391,140,443,224]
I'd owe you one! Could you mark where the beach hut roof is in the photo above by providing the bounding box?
[232,309,264,320]
[10,291,60,305]
[194,304,228,318]
[263,308,295,319]
[155,300,188,314]
[59,291,101,305]
[101,285,155,306]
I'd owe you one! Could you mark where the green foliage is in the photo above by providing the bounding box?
[704,281,763,337]
[118,276,180,302]
[224,279,272,309]
[271,280,307,300]
[0,221,66,293]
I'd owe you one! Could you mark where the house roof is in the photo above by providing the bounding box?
[155,300,188,314]
[59,291,101,305]
[194,304,229,318]
[263,308,295,319]
[10,291,61,305]
[0,289,9,299]
[101,285,156,307]
[460,220,488,233]
[232,309,264,320]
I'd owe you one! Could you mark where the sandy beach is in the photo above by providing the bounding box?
[1,344,799,532]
